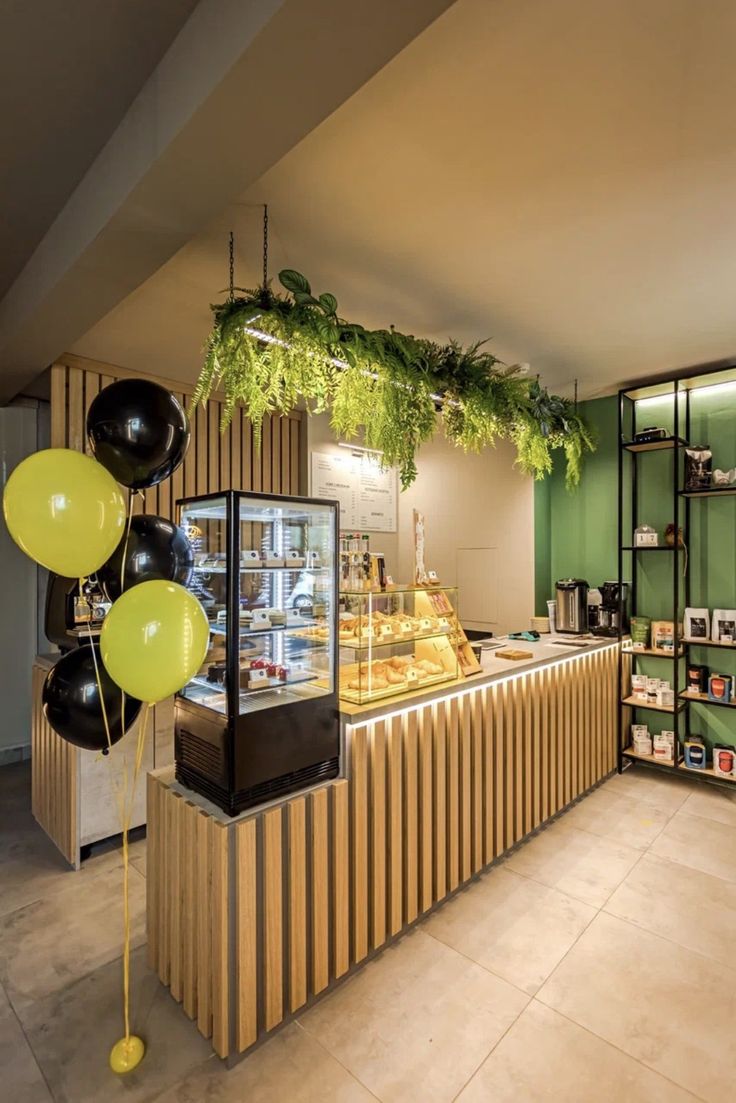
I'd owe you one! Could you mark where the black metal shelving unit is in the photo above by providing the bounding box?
[617,365,736,791]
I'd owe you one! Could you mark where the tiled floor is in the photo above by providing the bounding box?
[3,760,736,1102]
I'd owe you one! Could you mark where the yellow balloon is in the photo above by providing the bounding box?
[100,580,209,703]
[2,448,126,577]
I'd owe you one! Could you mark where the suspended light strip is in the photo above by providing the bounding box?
[337,442,384,456]
[243,323,452,405]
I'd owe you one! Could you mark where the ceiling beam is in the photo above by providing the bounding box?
[0,0,456,402]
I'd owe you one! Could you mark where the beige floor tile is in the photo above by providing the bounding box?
[504,820,641,908]
[605,853,736,969]
[299,928,528,1103]
[23,946,213,1103]
[0,982,52,1103]
[538,911,736,1103]
[457,999,699,1102]
[0,862,146,1018]
[681,784,736,827]
[562,785,671,850]
[422,866,595,995]
[603,768,694,813]
[650,810,736,883]
[154,1023,377,1102]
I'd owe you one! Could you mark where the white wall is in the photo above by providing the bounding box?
[0,404,41,757]
[307,412,535,635]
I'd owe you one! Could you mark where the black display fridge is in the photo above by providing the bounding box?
[174,490,340,815]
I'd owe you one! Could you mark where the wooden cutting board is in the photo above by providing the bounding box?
[495,648,534,661]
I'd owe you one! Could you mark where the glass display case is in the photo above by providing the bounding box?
[174,490,340,815]
[337,587,462,703]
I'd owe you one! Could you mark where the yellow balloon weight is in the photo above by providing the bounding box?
[2,448,126,577]
[100,580,209,703]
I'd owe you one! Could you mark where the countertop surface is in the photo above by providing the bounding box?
[338,635,619,723]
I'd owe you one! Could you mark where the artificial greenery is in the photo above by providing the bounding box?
[192,270,595,489]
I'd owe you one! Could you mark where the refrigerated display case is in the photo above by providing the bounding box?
[335,586,463,704]
[175,490,340,815]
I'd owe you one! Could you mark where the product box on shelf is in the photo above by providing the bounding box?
[631,724,652,756]
[712,744,736,777]
[687,664,709,694]
[653,730,675,761]
[708,673,733,704]
[683,737,707,770]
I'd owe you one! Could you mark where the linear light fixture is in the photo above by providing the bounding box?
[244,322,450,405]
[337,442,384,457]
[635,380,736,406]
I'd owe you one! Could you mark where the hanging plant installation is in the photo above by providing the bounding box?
[192,263,595,490]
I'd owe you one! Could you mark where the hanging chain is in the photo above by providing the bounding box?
[262,204,269,287]
[228,231,234,302]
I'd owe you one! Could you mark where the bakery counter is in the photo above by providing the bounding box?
[338,635,616,721]
[145,637,618,1060]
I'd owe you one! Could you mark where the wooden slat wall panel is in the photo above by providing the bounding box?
[49,364,304,517]
[211,822,230,1058]
[418,706,433,914]
[31,663,77,867]
[351,728,369,963]
[288,799,307,1013]
[148,645,619,1060]
[236,819,257,1051]
[263,808,283,1033]
[370,721,387,950]
[387,716,403,936]
[310,789,330,995]
[332,780,350,978]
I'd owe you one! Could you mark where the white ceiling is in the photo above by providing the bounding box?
[0,0,199,301]
[72,0,736,399]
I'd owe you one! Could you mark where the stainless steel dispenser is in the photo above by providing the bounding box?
[555,579,589,633]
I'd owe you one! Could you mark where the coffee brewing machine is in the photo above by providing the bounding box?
[594,581,629,637]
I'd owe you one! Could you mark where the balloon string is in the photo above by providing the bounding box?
[120,491,136,597]
[120,702,151,1042]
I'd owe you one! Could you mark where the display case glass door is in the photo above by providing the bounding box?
[178,495,228,714]
[237,497,336,713]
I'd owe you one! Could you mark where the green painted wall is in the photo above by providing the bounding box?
[535,386,736,753]
[534,395,619,613]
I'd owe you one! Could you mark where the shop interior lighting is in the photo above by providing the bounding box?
[337,442,384,457]
[244,322,449,405]
[634,380,736,406]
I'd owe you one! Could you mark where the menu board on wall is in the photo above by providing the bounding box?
[311,450,397,532]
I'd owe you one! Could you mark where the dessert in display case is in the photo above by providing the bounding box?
[174,490,340,815]
[332,586,475,704]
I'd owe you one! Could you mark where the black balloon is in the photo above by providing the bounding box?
[42,645,142,752]
[97,513,194,602]
[86,379,190,490]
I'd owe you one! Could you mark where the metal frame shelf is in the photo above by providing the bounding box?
[617,364,736,792]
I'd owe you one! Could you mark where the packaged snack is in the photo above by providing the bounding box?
[712,610,736,644]
[631,673,648,698]
[684,608,710,641]
[630,616,651,649]
[651,620,678,652]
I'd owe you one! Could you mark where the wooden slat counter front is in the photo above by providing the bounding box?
[147,639,618,1059]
